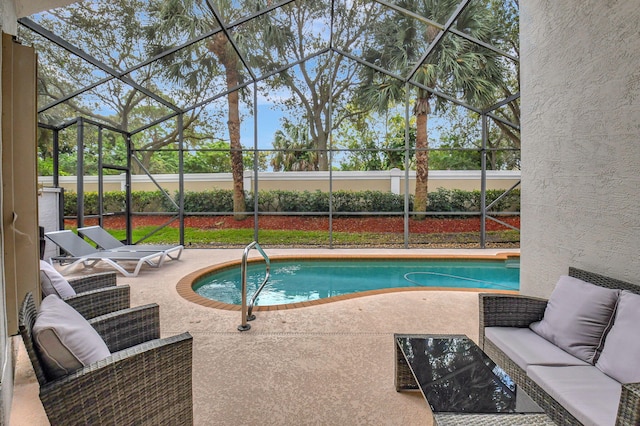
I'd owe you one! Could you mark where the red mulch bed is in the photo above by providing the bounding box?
[80,215,520,234]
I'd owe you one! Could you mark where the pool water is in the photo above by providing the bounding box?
[193,258,520,306]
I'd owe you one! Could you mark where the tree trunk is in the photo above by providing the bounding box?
[317,131,327,171]
[132,150,153,174]
[410,28,440,219]
[210,34,246,220]
[228,86,246,219]
[413,96,430,219]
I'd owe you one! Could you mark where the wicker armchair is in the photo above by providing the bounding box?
[58,272,130,319]
[19,292,194,425]
[479,267,640,425]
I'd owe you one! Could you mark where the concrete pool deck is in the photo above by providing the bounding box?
[11,248,519,425]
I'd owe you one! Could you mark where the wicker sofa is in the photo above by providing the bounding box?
[479,267,640,426]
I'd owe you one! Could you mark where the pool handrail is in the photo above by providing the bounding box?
[238,241,271,332]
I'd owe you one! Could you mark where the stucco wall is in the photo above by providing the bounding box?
[15,0,77,18]
[1,0,16,34]
[38,170,522,194]
[520,1,640,297]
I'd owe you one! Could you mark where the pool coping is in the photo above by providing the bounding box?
[176,252,521,311]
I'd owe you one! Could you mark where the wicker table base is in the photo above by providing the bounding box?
[434,413,556,426]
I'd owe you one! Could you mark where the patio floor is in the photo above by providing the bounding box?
[10,248,518,426]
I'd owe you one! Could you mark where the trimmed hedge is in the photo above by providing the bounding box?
[64,187,520,216]
[64,190,174,216]
[428,188,520,213]
[183,189,233,213]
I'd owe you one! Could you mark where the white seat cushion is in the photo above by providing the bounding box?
[40,260,76,298]
[596,290,640,383]
[33,295,110,379]
[529,275,619,364]
[527,365,621,426]
[485,327,589,370]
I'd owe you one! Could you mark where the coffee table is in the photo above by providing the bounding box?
[395,334,556,426]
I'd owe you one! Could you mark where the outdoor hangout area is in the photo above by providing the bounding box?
[14,250,640,425]
[0,0,639,425]
[12,248,510,425]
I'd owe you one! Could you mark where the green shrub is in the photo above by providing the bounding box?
[426,188,520,214]
[182,189,237,212]
[62,187,520,217]
[64,191,99,216]
[427,189,456,212]
[103,192,126,213]
[64,190,173,215]
[486,189,521,212]
[254,190,330,213]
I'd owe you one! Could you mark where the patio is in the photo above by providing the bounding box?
[10,248,514,425]
[3,0,638,423]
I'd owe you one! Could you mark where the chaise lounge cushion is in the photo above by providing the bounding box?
[529,275,619,364]
[527,365,621,426]
[595,290,640,383]
[40,260,76,298]
[485,327,589,370]
[33,295,110,379]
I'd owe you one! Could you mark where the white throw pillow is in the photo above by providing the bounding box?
[529,275,619,364]
[40,260,76,298]
[33,295,110,379]
[596,290,640,383]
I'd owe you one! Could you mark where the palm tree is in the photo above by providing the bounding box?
[270,121,319,171]
[148,0,248,218]
[358,0,509,217]
[208,32,246,219]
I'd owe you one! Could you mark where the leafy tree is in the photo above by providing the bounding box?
[382,114,417,170]
[333,106,384,171]
[23,0,206,173]
[357,0,512,218]
[185,140,268,173]
[431,106,519,170]
[270,121,318,171]
[247,0,379,171]
[429,143,481,170]
[430,107,482,170]
[487,0,520,149]
[335,112,419,171]
[184,141,233,173]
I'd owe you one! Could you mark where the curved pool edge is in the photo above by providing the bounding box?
[176,252,521,311]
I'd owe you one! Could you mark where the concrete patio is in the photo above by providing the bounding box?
[11,248,517,425]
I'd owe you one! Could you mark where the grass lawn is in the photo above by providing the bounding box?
[98,226,520,248]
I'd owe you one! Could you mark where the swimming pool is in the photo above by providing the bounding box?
[183,255,520,309]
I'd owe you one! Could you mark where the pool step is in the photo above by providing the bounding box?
[505,256,520,269]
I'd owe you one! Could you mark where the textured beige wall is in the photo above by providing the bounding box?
[41,171,522,194]
[520,1,640,297]
[1,0,16,34]
[15,0,80,17]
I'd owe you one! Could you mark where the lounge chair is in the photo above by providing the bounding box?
[78,225,183,261]
[45,230,166,277]
[19,292,193,425]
